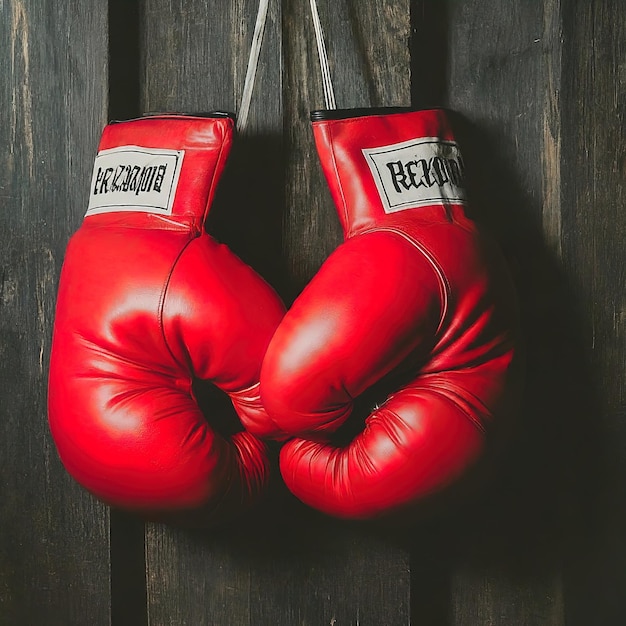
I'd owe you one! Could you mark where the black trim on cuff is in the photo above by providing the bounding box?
[110,111,237,124]
[310,107,422,122]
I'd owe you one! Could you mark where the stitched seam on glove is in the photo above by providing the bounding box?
[358,226,450,335]
[158,234,198,374]
[326,124,351,232]
[203,129,231,224]
[400,384,488,434]
[228,381,261,403]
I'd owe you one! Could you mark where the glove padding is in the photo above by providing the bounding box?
[48,115,286,525]
[257,108,522,519]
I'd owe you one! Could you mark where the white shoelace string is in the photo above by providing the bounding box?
[309,0,336,110]
[237,0,271,132]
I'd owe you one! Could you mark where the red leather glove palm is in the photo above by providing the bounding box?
[258,108,522,519]
[48,115,285,525]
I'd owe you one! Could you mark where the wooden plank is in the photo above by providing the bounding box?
[411,0,449,109]
[443,0,568,624]
[281,0,341,295]
[249,511,411,625]
[559,1,626,623]
[0,1,111,624]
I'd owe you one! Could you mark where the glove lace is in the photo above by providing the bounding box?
[309,0,337,110]
[237,0,271,132]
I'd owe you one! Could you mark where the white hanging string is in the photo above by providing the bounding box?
[309,0,336,110]
[237,0,271,132]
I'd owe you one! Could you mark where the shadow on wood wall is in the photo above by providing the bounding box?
[404,2,611,623]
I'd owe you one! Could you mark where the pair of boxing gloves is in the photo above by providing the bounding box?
[48,108,521,526]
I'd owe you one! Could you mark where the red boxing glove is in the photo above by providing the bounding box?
[48,115,285,525]
[259,108,522,519]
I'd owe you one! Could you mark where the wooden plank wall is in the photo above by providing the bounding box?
[560,2,626,623]
[1,0,624,624]
[0,1,111,625]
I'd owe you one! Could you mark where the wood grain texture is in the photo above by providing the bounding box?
[0,1,111,624]
[248,517,411,625]
[281,0,343,295]
[1,0,624,623]
[560,1,626,624]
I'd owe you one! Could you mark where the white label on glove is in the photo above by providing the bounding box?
[86,146,184,216]
[362,138,466,213]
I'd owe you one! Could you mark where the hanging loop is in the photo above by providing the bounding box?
[237,0,271,132]
[309,0,336,110]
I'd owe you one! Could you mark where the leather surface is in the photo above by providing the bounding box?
[48,116,285,524]
[258,109,522,519]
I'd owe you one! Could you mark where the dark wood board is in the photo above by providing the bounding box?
[0,1,111,624]
[560,1,626,624]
